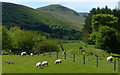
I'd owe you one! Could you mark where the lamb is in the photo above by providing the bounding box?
[107,56,113,62]
[41,61,48,66]
[30,53,33,56]
[54,59,62,64]
[36,62,42,68]
[21,52,27,56]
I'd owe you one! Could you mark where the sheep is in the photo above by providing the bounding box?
[107,56,113,62]
[62,51,66,55]
[41,61,48,66]
[54,59,62,64]
[30,53,33,56]
[36,62,42,68]
[21,52,27,56]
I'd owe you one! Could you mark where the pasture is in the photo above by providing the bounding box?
[2,42,120,73]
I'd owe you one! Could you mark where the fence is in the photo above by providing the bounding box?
[42,51,119,72]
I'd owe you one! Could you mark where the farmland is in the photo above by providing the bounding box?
[2,42,119,73]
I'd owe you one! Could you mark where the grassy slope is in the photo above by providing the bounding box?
[2,42,119,73]
[37,4,85,30]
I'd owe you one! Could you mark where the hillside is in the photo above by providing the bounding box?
[37,4,85,30]
[2,2,85,39]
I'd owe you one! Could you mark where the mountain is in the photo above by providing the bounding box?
[2,2,85,39]
[36,4,85,30]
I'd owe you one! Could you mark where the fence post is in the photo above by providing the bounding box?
[96,56,98,67]
[83,53,85,64]
[56,52,58,58]
[114,59,116,71]
[49,52,51,57]
[64,52,66,60]
[73,54,75,62]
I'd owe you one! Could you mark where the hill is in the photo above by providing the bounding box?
[2,2,85,39]
[37,4,85,30]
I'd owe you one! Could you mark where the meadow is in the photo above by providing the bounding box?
[2,42,120,73]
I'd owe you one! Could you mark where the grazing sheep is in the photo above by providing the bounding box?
[41,61,48,66]
[62,51,66,55]
[21,52,27,56]
[30,53,33,56]
[36,62,42,68]
[107,56,113,62]
[54,59,62,64]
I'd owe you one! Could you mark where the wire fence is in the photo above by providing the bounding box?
[42,51,119,72]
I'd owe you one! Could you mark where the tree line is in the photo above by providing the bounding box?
[2,26,59,55]
[83,6,120,54]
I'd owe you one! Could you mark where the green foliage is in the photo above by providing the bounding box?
[33,40,59,54]
[83,6,120,42]
[2,26,11,50]
[89,14,120,53]
[2,26,59,54]
[92,14,118,31]
[95,26,120,53]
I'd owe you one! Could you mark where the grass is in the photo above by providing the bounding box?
[2,42,120,73]
[2,54,119,73]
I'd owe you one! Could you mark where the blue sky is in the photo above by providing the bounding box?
[2,0,119,12]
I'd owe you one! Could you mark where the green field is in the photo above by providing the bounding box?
[2,55,118,73]
[2,42,120,73]
[2,42,118,73]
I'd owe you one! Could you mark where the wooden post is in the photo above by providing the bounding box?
[64,52,66,60]
[114,59,116,71]
[56,52,58,58]
[96,56,98,67]
[73,54,75,62]
[49,52,51,57]
[83,53,85,64]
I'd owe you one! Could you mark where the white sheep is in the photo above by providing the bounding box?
[36,62,42,68]
[107,56,113,62]
[41,61,48,66]
[62,51,66,55]
[30,53,33,56]
[54,59,62,64]
[21,52,27,56]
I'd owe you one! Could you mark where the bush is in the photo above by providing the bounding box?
[32,40,59,54]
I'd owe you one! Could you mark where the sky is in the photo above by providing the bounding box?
[1,0,120,12]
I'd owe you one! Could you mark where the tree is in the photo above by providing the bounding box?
[2,26,11,50]
[90,14,118,44]
[2,26,59,54]
[96,26,120,53]
[92,14,118,31]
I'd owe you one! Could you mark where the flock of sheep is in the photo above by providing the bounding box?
[21,52,62,69]
[20,52,113,69]
[36,59,62,68]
